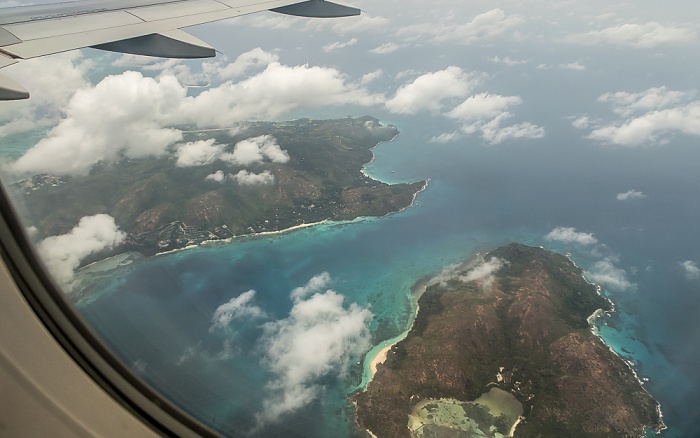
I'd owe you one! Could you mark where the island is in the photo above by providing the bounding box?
[13,116,425,256]
[353,243,664,437]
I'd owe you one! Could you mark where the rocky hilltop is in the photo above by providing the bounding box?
[14,116,424,255]
[354,243,663,437]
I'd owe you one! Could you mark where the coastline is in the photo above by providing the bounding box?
[156,121,420,257]
[73,122,428,309]
[369,345,391,377]
[571,250,667,435]
[356,247,665,437]
[360,131,402,184]
[356,254,482,392]
[353,276,430,392]
[588,304,667,434]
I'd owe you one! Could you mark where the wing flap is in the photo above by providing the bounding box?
[0,73,30,100]
[272,0,360,18]
[91,29,215,58]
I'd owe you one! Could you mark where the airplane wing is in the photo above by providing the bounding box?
[0,0,360,100]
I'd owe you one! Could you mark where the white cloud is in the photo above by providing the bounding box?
[584,259,634,291]
[227,135,289,166]
[290,272,332,301]
[616,189,646,201]
[225,13,303,30]
[588,101,700,146]
[227,138,264,166]
[231,170,275,186]
[478,114,545,144]
[205,170,226,182]
[370,42,402,55]
[25,226,38,239]
[259,137,290,163]
[36,215,126,291]
[229,12,388,35]
[120,58,209,88]
[111,54,159,69]
[0,52,93,138]
[175,139,225,167]
[459,257,506,291]
[395,69,422,81]
[254,276,372,429]
[12,71,185,176]
[10,55,379,175]
[447,93,544,144]
[177,62,383,126]
[363,120,395,135]
[360,69,383,85]
[571,116,591,129]
[448,93,522,122]
[210,290,266,331]
[488,56,528,66]
[177,339,240,364]
[545,227,598,245]
[429,131,462,143]
[397,9,523,45]
[386,66,477,114]
[176,135,288,169]
[568,22,696,48]
[322,38,358,53]
[584,87,700,146]
[426,263,461,287]
[598,87,689,116]
[559,61,586,71]
[204,48,279,81]
[588,87,700,147]
[536,61,586,71]
[680,261,700,280]
[306,14,390,35]
[111,48,280,87]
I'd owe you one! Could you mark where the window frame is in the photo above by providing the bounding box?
[0,183,222,438]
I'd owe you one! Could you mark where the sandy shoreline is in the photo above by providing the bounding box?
[153,220,329,257]
[360,255,484,389]
[355,281,428,391]
[152,177,430,259]
[369,345,392,377]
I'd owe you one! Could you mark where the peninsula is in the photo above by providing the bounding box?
[13,116,424,256]
[354,243,663,437]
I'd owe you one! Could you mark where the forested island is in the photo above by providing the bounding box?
[354,243,663,437]
[13,116,424,256]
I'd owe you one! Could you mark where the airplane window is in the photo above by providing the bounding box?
[2,0,699,437]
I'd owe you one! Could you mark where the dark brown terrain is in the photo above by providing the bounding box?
[13,116,424,256]
[354,243,663,437]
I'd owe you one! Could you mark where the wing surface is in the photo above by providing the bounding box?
[0,0,360,100]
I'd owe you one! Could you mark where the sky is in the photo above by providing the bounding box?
[2,0,700,434]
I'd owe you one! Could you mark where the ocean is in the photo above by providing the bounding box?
[47,114,700,436]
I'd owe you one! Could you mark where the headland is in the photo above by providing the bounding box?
[353,243,663,437]
[14,116,425,260]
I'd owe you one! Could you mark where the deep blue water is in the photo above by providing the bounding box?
[72,115,700,437]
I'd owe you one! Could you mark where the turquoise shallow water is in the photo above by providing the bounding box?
[68,115,700,436]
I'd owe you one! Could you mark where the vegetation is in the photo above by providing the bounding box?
[13,116,424,255]
[354,243,663,438]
